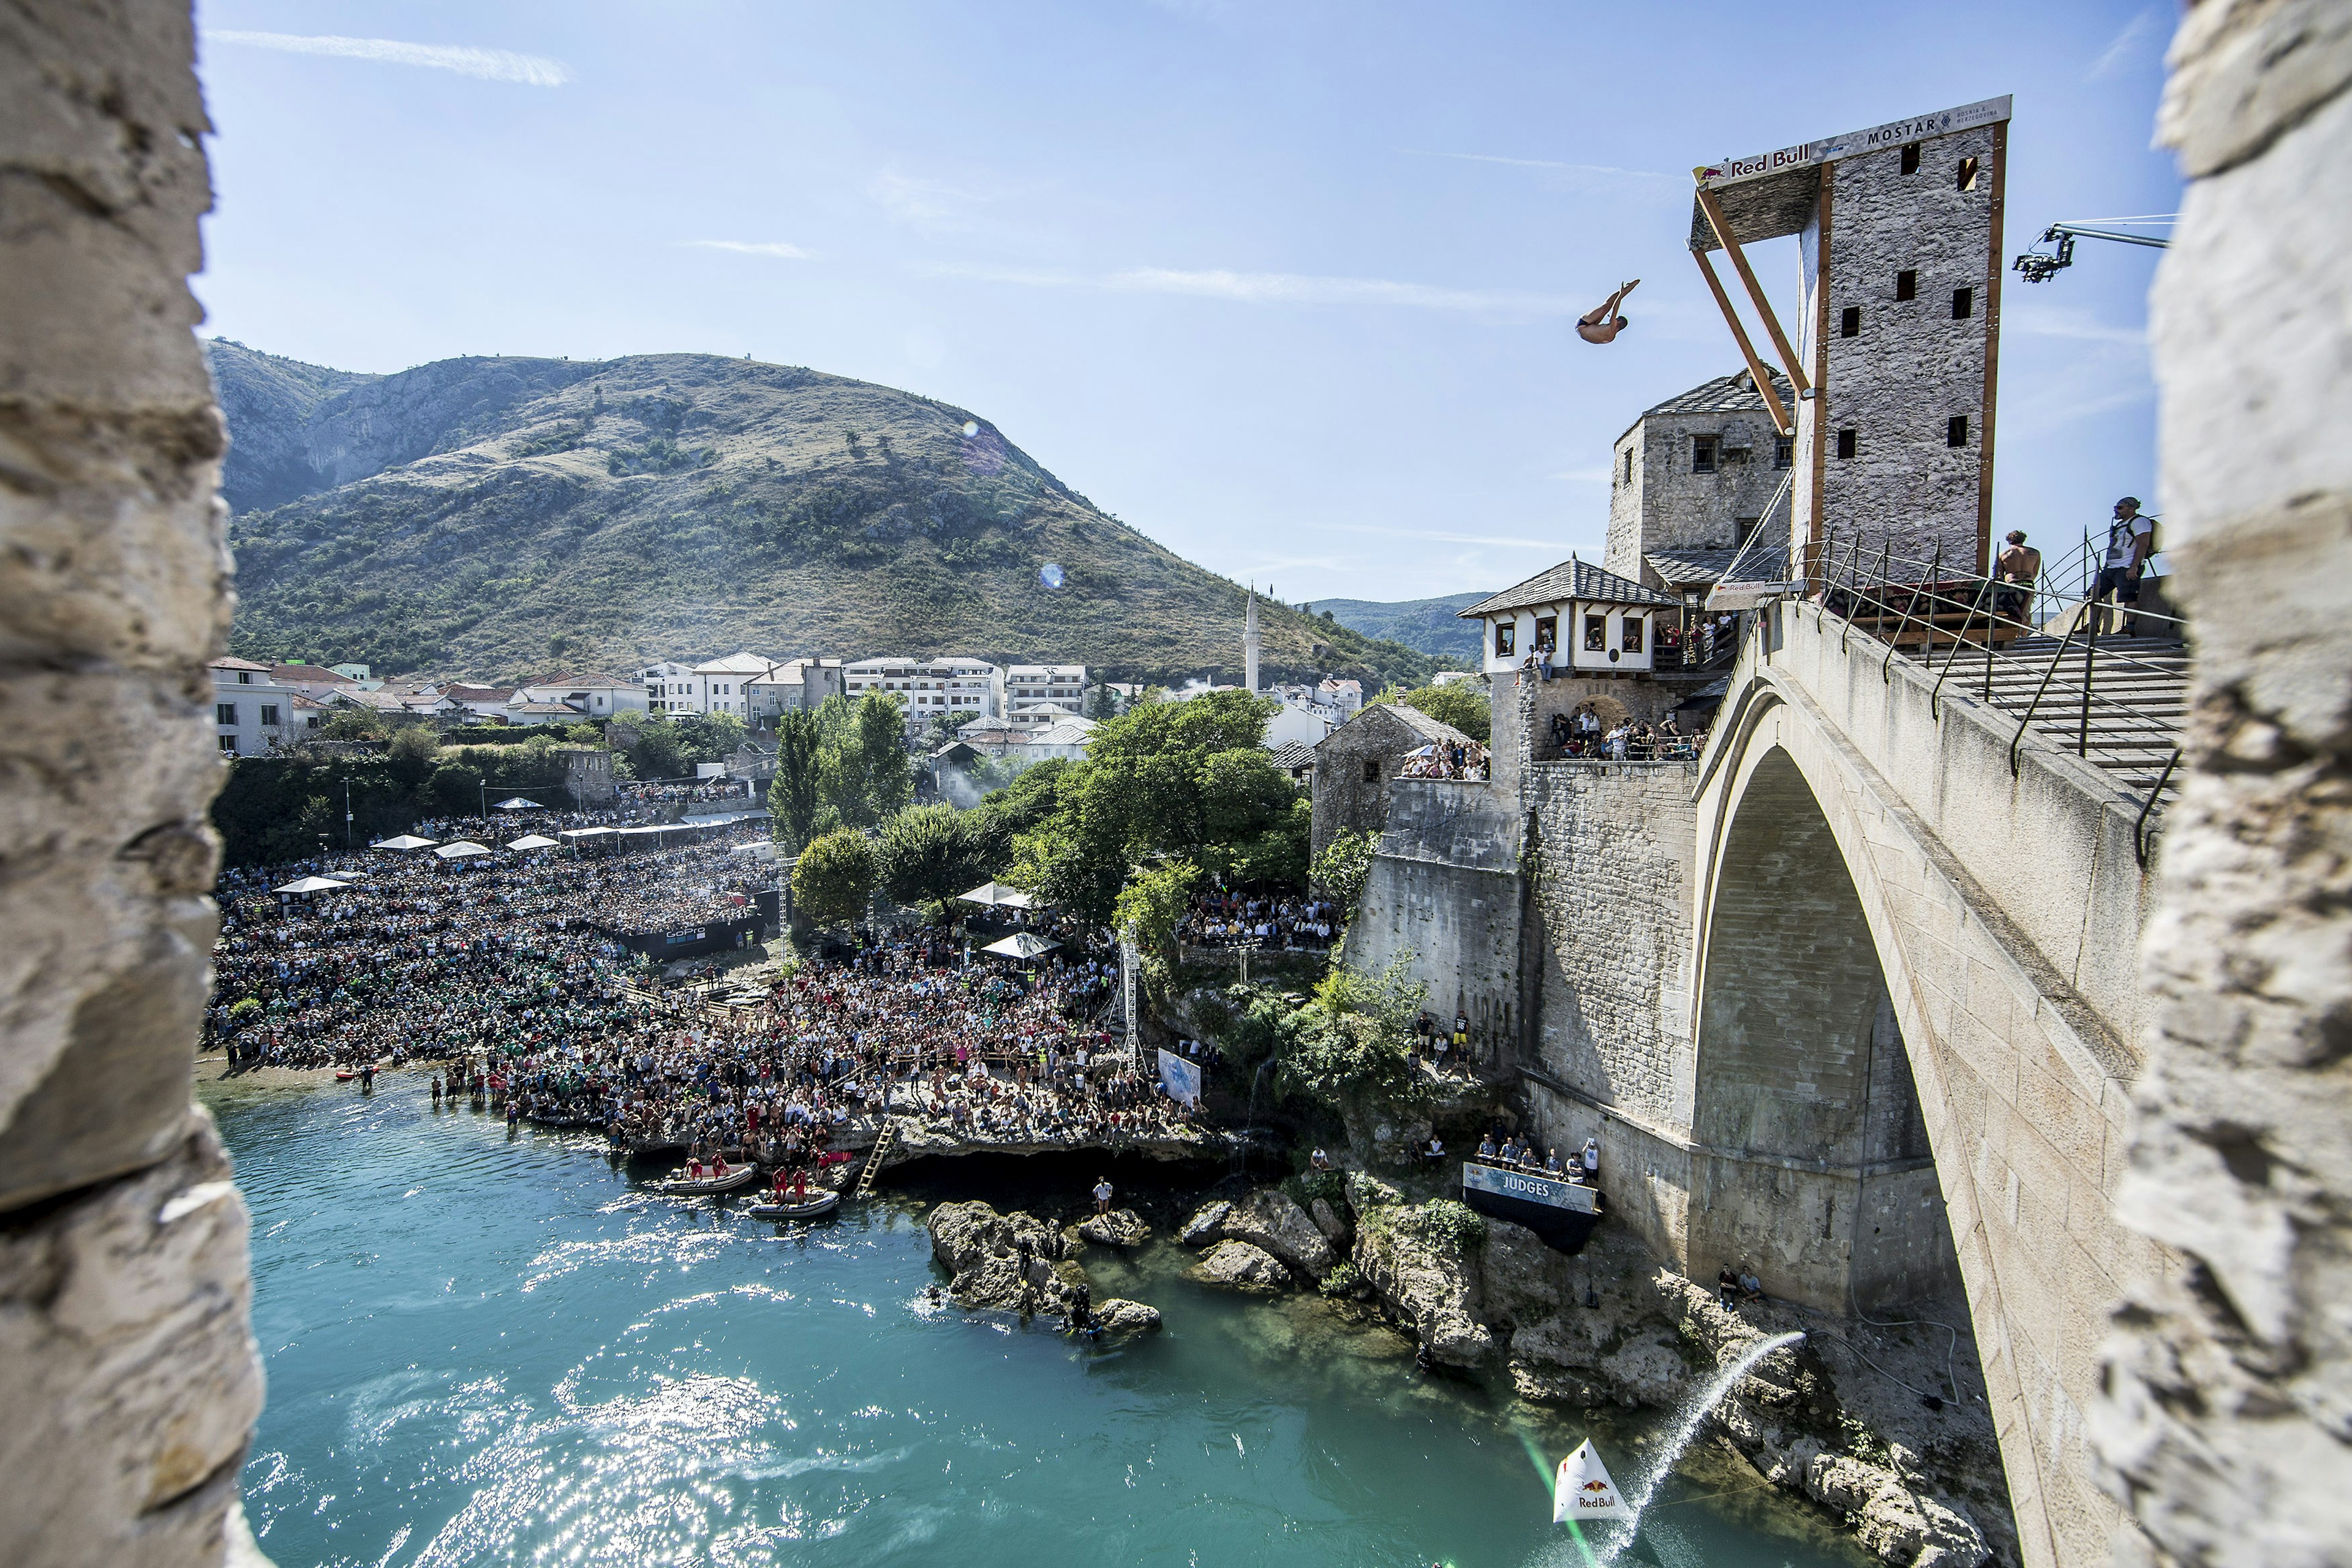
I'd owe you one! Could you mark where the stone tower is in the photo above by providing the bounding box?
[1691,95,2011,579]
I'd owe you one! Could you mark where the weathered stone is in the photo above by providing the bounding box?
[1191,1240,1289,1293]
[0,1113,264,1568]
[1178,1199,1231,1246]
[2089,10,2352,1568]
[1309,1196,1349,1245]
[925,1201,1077,1312]
[1092,1298,1162,1335]
[1795,1449,1989,1568]
[1223,1189,1333,1280]
[1352,1205,1493,1368]
[1077,1208,1150,1248]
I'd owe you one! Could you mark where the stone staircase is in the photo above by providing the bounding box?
[1959,634,2190,801]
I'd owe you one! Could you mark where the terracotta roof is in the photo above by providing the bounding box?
[209,656,274,673]
[443,684,516,701]
[530,672,633,688]
[1459,557,1679,618]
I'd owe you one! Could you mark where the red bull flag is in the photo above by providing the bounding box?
[1553,1438,1634,1525]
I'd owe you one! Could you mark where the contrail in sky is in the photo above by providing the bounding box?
[205,31,573,87]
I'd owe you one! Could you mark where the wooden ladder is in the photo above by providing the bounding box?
[854,1118,896,1199]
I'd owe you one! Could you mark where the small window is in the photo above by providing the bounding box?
[1534,614,1558,653]
[216,702,236,726]
[1836,428,1858,459]
[1692,435,1717,473]
[1839,305,1861,338]
[1494,622,1515,658]
[1947,415,1970,448]
[1895,270,1917,302]
[1773,436,1793,469]
[1900,142,1921,175]
[237,670,252,684]
[1622,616,1646,654]
[1583,614,1608,652]
[1952,286,1974,320]
[1363,758,1381,784]
[1623,449,1634,485]
[1956,156,1980,192]
[259,704,279,726]
[1738,515,1766,546]
[218,735,238,754]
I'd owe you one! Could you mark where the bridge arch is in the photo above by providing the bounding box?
[1689,741,1953,1313]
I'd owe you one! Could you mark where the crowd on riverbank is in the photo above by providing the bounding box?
[206,831,771,1068]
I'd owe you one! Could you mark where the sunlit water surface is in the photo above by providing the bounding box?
[205,1074,1868,1568]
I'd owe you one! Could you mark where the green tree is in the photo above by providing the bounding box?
[766,709,823,851]
[816,692,913,829]
[1112,856,1200,982]
[1278,957,1430,1109]
[624,714,693,780]
[877,803,984,913]
[674,710,746,764]
[387,726,440,764]
[1311,827,1377,924]
[793,829,878,929]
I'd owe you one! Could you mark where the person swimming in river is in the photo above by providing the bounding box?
[1576,279,1639,344]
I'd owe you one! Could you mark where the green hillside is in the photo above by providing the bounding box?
[1308,592,1488,664]
[208,344,1438,692]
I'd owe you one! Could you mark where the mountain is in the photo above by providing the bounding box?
[1308,593,1488,665]
[205,344,1439,692]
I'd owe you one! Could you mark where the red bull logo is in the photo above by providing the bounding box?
[1581,1480,1610,1493]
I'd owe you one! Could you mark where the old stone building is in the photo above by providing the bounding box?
[1602,368,1796,583]
[1308,703,1476,860]
[1694,96,2011,576]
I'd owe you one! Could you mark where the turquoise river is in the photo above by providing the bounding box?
[203,1071,1871,1568]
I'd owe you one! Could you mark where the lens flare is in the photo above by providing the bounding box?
[962,421,979,438]
[1039,563,1065,590]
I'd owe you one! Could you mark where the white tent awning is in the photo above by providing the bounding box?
[370,834,439,851]
[981,932,1059,960]
[505,834,560,850]
[273,875,351,895]
[434,840,492,859]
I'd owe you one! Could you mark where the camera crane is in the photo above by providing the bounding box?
[2013,218,2172,283]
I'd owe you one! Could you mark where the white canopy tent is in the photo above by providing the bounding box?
[434,840,492,859]
[370,834,438,851]
[980,932,1059,961]
[273,875,350,895]
[505,834,560,851]
[957,881,1036,910]
[492,797,539,811]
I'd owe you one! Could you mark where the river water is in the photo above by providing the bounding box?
[203,1073,1869,1568]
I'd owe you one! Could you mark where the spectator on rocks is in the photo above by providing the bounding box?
[1093,1176,1114,1215]
[1719,1266,1740,1308]
[1740,1265,1763,1303]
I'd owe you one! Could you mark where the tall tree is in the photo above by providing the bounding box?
[766,709,823,852]
[877,803,983,913]
[792,828,877,929]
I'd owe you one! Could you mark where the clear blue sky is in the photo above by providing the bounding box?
[191,0,2178,604]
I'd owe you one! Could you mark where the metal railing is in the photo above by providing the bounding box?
[1786,530,2189,848]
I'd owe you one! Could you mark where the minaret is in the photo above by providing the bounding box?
[1244,583,1261,695]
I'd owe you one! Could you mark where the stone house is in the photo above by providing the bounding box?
[1603,369,1796,586]
[209,656,298,755]
[1309,703,1476,860]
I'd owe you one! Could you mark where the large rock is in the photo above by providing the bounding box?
[926,1201,1079,1313]
[0,1114,266,1568]
[1178,1200,1231,1246]
[1077,1208,1150,1248]
[1223,1189,1334,1280]
[1352,1202,1493,1368]
[1309,1196,1350,1245]
[1093,1298,1163,1335]
[1772,1443,1988,1568]
[1191,1239,1291,1293]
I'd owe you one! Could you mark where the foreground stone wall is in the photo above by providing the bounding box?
[2090,7,2352,1566]
[1,4,262,1565]
[1346,780,1523,1051]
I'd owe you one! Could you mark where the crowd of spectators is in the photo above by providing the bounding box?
[1398,739,1490,781]
[206,826,771,1068]
[1545,709,1706,762]
[1179,891,1340,951]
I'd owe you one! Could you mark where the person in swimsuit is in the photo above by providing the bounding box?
[1577,279,1640,344]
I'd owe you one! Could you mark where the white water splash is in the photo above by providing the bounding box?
[1593,1330,1805,1563]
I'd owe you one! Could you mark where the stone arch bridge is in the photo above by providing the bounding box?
[1350,598,2177,1568]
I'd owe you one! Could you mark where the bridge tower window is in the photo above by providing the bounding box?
[1836,428,1858,459]
[1900,141,1921,175]
[1841,305,1861,337]
[1693,435,1717,473]
[1895,269,1918,302]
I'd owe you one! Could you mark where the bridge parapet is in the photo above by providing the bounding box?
[1703,598,2160,1067]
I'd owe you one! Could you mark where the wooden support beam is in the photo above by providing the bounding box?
[1695,185,1810,396]
[1691,247,1793,436]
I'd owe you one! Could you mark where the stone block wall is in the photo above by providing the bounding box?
[1345,781,1523,1050]
[1,4,265,1564]
[1804,121,2002,577]
[1604,402,1792,580]
[2089,7,2352,1565]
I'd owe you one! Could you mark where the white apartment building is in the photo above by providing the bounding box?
[211,657,299,755]
[843,656,1004,734]
[1004,664,1086,725]
[515,673,647,719]
[636,654,771,718]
